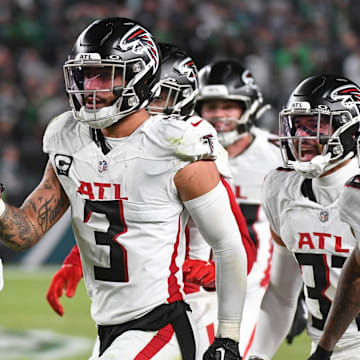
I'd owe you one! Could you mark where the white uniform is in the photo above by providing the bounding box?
[339,174,360,240]
[229,127,281,358]
[182,126,281,358]
[262,159,360,360]
[182,119,231,357]
[43,111,222,359]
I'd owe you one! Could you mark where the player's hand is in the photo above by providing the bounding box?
[307,345,333,359]
[183,258,215,290]
[203,337,242,360]
[46,264,83,316]
[286,291,307,344]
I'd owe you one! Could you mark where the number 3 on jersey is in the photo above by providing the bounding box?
[84,200,128,282]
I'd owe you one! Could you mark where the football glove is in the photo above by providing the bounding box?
[203,337,242,360]
[183,258,215,290]
[46,246,83,316]
[308,345,333,359]
[286,291,307,344]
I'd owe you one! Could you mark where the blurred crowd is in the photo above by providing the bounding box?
[1,0,360,205]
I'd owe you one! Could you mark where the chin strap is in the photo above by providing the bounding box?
[289,153,332,178]
[218,129,249,147]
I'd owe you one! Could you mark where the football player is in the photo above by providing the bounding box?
[46,42,256,359]
[248,74,360,360]
[0,18,247,360]
[196,60,282,359]
[307,114,360,360]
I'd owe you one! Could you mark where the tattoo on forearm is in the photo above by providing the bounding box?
[37,193,66,233]
[0,161,69,251]
[0,206,40,250]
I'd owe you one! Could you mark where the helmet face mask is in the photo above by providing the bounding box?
[197,61,263,146]
[279,75,360,177]
[64,18,160,129]
[148,43,198,116]
[280,106,334,163]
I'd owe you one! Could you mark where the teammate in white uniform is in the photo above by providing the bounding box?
[194,60,282,359]
[46,42,255,359]
[0,18,248,360]
[248,74,360,360]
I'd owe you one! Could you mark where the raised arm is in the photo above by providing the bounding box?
[0,160,70,250]
[175,160,247,359]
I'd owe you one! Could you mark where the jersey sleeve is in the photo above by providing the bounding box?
[262,169,284,237]
[43,111,76,155]
[175,117,219,162]
[221,178,255,274]
[339,175,360,241]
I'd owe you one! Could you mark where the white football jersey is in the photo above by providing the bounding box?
[43,111,221,326]
[229,127,282,355]
[263,164,360,343]
[339,174,360,242]
[229,127,281,251]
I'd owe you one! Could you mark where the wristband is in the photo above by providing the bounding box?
[217,320,240,342]
[313,345,333,359]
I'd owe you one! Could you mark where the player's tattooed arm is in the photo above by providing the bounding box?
[0,161,70,251]
[318,247,360,351]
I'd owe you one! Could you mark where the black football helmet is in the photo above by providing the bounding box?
[197,60,263,145]
[63,17,161,129]
[148,43,198,116]
[279,74,360,177]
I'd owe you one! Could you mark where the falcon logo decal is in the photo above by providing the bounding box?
[176,57,198,82]
[118,25,159,74]
[241,69,258,90]
[345,174,360,189]
[331,85,360,113]
[201,134,215,153]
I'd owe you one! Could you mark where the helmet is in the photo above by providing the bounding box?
[63,17,161,129]
[197,60,263,146]
[279,74,360,178]
[148,43,198,116]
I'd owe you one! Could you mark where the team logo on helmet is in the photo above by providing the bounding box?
[241,70,258,90]
[176,57,197,82]
[117,25,159,74]
[331,85,360,115]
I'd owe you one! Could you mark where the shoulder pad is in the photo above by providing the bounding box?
[43,111,89,154]
[175,118,219,162]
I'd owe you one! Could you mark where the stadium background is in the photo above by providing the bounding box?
[0,0,359,358]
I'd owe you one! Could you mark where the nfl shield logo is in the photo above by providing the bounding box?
[98,160,108,174]
[319,210,329,223]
